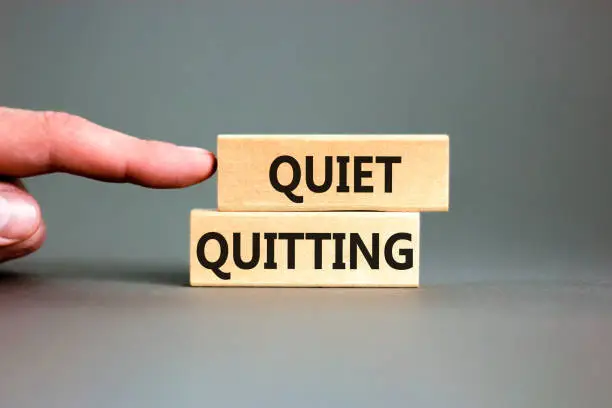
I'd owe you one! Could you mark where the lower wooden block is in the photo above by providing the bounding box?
[190,210,420,287]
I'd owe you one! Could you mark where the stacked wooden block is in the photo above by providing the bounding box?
[190,135,449,287]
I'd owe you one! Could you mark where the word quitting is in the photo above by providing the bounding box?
[189,210,420,287]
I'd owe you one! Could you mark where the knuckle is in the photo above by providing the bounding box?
[40,110,85,137]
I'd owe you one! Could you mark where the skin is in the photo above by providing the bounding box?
[0,106,217,263]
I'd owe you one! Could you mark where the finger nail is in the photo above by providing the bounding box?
[179,147,217,170]
[179,146,209,154]
[0,195,39,246]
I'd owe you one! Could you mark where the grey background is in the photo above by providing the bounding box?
[1,1,612,407]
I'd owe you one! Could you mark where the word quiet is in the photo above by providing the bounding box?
[269,155,402,203]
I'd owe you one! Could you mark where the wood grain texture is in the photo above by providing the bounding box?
[216,134,449,212]
[190,210,420,287]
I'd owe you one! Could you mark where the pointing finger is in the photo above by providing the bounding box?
[0,107,216,188]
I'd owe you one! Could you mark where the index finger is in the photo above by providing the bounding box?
[0,107,217,188]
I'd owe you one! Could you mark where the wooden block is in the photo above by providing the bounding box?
[190,210,420,287]
[217,134,449,212]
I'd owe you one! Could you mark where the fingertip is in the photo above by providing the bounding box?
[145,145,217,188]
[182,148,217,186]
[197,149,217,179]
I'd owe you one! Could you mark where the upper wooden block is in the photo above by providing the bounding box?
[216,134,449,212]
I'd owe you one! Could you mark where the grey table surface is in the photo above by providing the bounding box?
[0,261,610,408]
[2,1,612,406]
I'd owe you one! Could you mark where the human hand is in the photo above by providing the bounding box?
[0,107,217,263]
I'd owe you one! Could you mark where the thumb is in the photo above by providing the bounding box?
[0,180,45,262]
